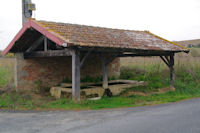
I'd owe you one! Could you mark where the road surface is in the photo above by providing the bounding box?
[0,98,200,133]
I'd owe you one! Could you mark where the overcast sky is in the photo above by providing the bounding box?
[0,0,200,50]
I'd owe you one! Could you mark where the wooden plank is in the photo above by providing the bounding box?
[24,49,72,58]
[72,49,81,101]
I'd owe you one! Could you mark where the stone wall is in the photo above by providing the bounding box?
[15,53,120,90]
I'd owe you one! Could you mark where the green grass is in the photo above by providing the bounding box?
[0,67,12,88]
[1,62,200,110]
[1,56,200,110]
[47,65,200,110]
[0,92,33,109]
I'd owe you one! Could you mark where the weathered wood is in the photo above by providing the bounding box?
[80,49,93,68]
[44,37,48,51]
[160,53,175,89]
[78,46,182,55]
[24,49,72,58]
[26,36,45,52]
[160,56,170,67]
[101,57,108,89]
[170,53,175,88]
[106,56,117,65]
[164,56,170,63]
[72,49,81,101]
[119,53,171,57]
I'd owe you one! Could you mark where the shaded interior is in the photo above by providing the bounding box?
[10,28,63,53]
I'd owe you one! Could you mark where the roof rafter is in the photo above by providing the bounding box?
[3,20,66,55]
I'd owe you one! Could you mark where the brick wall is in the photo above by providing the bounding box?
[15,53,120,90]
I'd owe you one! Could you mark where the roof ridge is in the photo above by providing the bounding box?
[145,31,189,51]
[36,20,144,33]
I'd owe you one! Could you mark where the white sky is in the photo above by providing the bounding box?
[0,0,200,50]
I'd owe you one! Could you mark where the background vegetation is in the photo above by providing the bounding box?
[0,58,14,88]
[0,50,200,110]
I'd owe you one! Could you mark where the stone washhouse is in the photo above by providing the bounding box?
[3,19,189,101]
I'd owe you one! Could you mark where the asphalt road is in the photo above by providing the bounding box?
[0,98,200,133]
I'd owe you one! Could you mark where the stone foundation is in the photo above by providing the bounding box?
[15,53,120,90]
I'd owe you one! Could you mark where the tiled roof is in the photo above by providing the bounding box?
[3,19,189,55]
[34,20,188,52]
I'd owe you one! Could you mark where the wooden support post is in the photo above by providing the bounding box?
[170,53,175,89]
[101,57,108,89]
[24,49,72,58]
[72,49,81,101]
[160,53,175,90]
[44,37,48,51]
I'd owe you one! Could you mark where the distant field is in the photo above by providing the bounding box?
[121,51,200,69]
[0,58,14,88]
[175,39,200,47]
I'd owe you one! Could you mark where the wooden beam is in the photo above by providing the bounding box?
[160,56,170,67]
[72,49,81,101]
[106,55,117,65]
[80,48,93,68]
[24,49,72,58]
[26,36,45,52]
[164,56,170,63]
[170,53,175,89]
[118,53,171,57]
[101,56,108,89]
[77,46,184,54]
[160,54,175,89]
[44,37,48,51]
